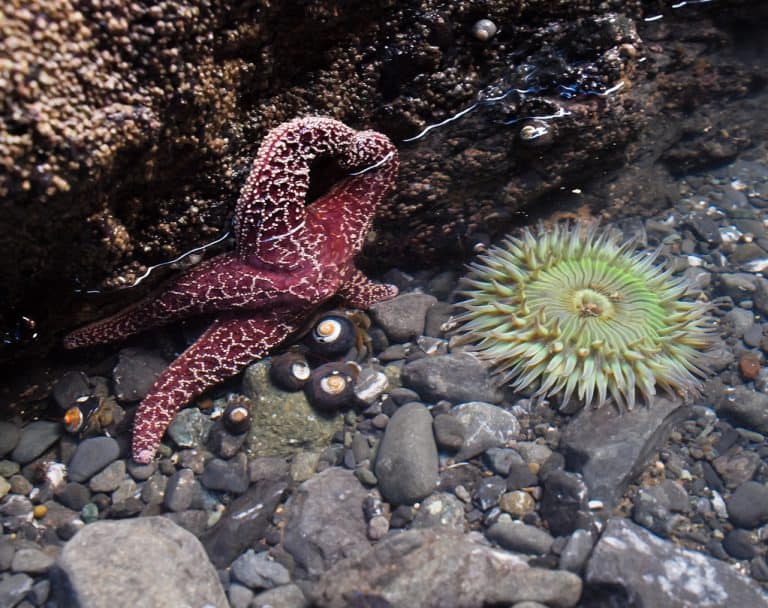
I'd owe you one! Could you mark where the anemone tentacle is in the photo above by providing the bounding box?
[453,222,716,412]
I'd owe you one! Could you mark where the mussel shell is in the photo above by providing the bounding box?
[306,314,356,358]
[223,401,252,434]
[304,362,358,412]
[270,352,312,391]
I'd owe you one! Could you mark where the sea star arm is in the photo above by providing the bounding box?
[131,309,304,463]
[63,254,301,349]
[336,267,398,309]
[234,117,398,270]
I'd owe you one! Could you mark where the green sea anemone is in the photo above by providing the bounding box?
[453,222,714,411]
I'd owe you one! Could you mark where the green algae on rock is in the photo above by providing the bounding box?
[242,359,343,457]
[453,223,715,412]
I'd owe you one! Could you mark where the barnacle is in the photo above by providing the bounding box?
[453,223,714,411]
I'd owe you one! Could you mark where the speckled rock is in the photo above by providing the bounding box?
[451,401,520,461]
[402,353,503,405]
[561,397,690,508]
[242,360,343,457]
[283,468,370,579]
[230,549,291,590]
[52,517,228,608]
[374,402,439,505]
[311,528,582,608]
[167,407,213,450]
[411,493,466,531]
[369,292,437,342]
[586,518,768,607]
[112,348,168,401]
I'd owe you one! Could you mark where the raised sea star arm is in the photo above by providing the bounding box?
[63,254,305,349]
[131,308,305,463]
[234,117,398,271]
[336,267,398,309]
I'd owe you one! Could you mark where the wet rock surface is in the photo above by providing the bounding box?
[0,0,764,404]
[562,397,691,508]
[374,402,439,505]
[2,11,768,605]
[282,468,371,579]
[311,528,582,608]
[52,517,228,608]
[585,519,768,607]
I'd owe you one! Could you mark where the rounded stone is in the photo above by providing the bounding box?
[0,422,20,458]
[374,402,439,505]
[726,481,768,528]
[486,520,554,555]
[11,421,62,464]
[67,437,120,483]
[499,491,536,518]
[723,528,758,560]
[52,517,227,607]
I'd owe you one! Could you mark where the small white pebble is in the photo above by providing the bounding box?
[710,491,728,519]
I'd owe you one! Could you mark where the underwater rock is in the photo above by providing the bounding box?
[585,519,768,608]
[7,1,765,361]
[112,348,168,402]
[52,517,227,608]
[282,468,370,579]
[311,528,583,608]
[561,397,690,509]
[242,360,343,457]
[402,352,502,404]
[374,402,439,505]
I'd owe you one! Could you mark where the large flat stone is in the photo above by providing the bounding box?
[52,517,227,608]
[311,528,582,608]
[586,518,768,607]
[561,397,690,507]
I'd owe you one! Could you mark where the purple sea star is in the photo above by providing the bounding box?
[64,117,399,463]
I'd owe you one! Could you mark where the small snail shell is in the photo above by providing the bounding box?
[63,406,86,433]
[304,362,358,412]
[517,119,554,147]
[62,396,99,433]
[270,352,312,391]
[223,401,252,434]
[471,19,498,42]
[307,314,356,358]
